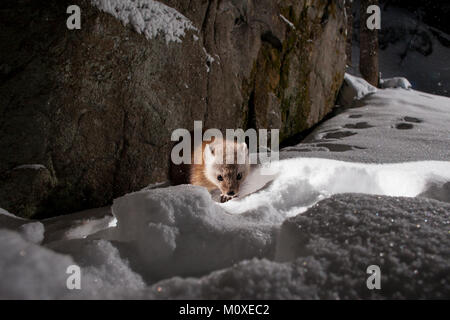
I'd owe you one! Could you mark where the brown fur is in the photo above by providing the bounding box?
[169,134,250,202]
[190,139,219,191]
[190,137,250,202]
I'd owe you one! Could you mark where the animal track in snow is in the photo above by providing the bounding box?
[344,122,374,129]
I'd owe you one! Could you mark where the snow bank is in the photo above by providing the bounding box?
[103,156,449,282]
[91,0,197,43]
[48,238,146,299]
[109,185,276,282]
[2,191,449,299]
[225,158,450,218]
[0,229,145,299]
[0,230,74,299]
[146,194,450,299]
[275,194,450,299]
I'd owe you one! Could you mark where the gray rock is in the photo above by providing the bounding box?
[0,166,56,218]
[0,0,346,217]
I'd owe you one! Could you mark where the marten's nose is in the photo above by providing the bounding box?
[227,191,235,196]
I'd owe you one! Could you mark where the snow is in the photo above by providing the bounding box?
[203,47,215,73]
[90,0,197,43]
[0,230,74,299]
[19,222,45,244]
[338,73,378,106]
[42,206,115,244]
[379,77,412,89]
[146,194,450,299]
[0,207,19,218]
[1,73,449,299]
[13,164,47,170]
[108,185,275,282]
[0,209,43,244]
[47,239,146,299]
[0,230,145,299]
[292,74,450,163]
[279,14,296,30]
[225,158,450,218]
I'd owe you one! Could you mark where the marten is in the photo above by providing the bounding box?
[169,135,250,203]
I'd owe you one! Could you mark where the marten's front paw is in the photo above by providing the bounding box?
[220,194,234,203]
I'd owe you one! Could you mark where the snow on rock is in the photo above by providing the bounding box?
[279,14,296,30]
[42,206,115,244]
[338,73,377,106]
[0,207,25,222]
[90,0,197,43]
[13,164,47,171]
[380,77,412,90]
[109,185,276,282]
[203,47,215,73]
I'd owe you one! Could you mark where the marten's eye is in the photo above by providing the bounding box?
[237,173,242,180]
[217,175,223,181]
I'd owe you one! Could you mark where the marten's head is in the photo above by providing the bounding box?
[203,140,250,199]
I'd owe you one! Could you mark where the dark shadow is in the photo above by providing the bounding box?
[316,143,365,152]
[403,116,423,123]
[344,122,374,129]
[323,131,357,139]
[395,123,414,130]
[418,182,450,203]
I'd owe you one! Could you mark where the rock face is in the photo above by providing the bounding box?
[0,0,346,218]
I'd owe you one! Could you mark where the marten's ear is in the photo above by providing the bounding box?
[204,144,215,163]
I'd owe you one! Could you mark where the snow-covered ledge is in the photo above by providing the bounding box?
[91,0,198,43]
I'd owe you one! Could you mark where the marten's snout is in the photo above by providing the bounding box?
[227,191,235,196]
